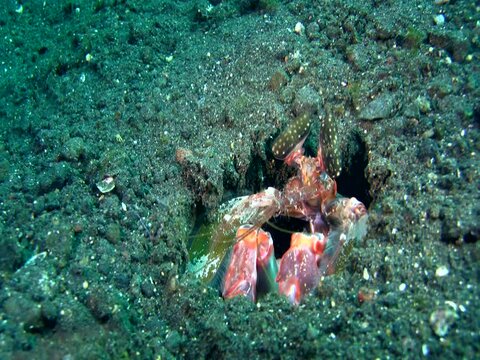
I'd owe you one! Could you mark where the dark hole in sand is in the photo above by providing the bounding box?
[335,132,372,209]
[262,217,309,259]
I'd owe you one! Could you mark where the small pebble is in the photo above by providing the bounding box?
[434,14,445,26]
[422,344,429,356]
[435,265,449,277]
[358,92,397,121]
[294,22,305,35]
[363,268,370,281]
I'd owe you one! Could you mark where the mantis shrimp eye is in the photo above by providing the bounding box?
[272,113,311,160]
[320,112,342,178]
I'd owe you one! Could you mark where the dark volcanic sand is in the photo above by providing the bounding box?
[0,0,478,358]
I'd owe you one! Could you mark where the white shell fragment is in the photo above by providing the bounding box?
[96,176,115,193]
[429,305,458,337]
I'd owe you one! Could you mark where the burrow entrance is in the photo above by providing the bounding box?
[223,129,372,260]
[187,128,372,285]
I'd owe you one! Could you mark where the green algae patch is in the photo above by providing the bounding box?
[188,221,233,283]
